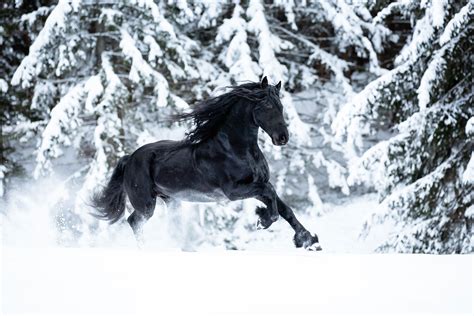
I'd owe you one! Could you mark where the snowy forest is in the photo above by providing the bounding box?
[1,0,472,254]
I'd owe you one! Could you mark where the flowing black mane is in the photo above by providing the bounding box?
[174,82,279,145]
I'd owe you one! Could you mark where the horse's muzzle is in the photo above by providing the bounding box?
[272,132,289,146]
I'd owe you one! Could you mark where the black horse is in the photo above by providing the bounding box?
[92,77,321,250]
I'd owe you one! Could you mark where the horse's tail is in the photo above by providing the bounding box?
[91,155,130,224]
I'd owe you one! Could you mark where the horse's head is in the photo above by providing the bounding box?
[253,77,289,146]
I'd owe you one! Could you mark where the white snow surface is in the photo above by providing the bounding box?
[1,175,472,315]
[2,189,473,315]
[2,247,472,316]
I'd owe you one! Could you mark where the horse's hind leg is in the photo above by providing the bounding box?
[127,199,156,245]
[127,210,148,243]
[126,189,156,246]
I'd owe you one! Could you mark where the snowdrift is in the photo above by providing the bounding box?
[2,247,472,316]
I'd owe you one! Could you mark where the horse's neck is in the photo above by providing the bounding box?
[217,103,259,152]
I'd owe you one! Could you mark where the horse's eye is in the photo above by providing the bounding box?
[264,102,273,108]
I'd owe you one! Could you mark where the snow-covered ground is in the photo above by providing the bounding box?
[2,247,472,316]
[2,193,473,315]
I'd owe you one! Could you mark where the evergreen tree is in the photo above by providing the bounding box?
[0,0,57,196]
[333,0,473,253]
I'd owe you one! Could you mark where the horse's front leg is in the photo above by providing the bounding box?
[276,196,322,251]
[224,182,279,229]
[253,184,280,229]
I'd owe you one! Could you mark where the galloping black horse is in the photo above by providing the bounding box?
[92,77,321,250]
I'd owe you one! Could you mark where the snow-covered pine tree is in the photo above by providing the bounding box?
[333,0,473,253]
[0,1,55,197]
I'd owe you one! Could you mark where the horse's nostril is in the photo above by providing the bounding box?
[279,134,287,143]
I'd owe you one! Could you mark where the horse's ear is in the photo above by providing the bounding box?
[261,76,268,89]
[276,81,281,91]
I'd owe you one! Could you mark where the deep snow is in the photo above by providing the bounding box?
[1,193,473,315]
[2,248,472,315]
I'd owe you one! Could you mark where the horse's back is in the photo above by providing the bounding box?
[131,140,183,157]
[123,140,185,194]
[124,140,216,200]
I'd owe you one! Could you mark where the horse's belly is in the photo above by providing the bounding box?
[164,188,228,203]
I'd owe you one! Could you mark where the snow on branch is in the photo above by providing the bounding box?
[395,0,450,66]
[246,0,289,82]
[331,61,412,156]
[73,55,126,235]
[417,36,464,111]
[273,25,353,96]
[84,75,104,113]
[463,154,474,185]
[383,146,472,253]
[312,151,350,195]
[361,143,473,253]
[34,82,86,178]
[274,0,297,30]
[373,0,411,25]
[319,0,384,75]
[216,3,260,82]
[417,2,472,111]
[281,91,311,146]
[0,78,8,93]
[129,0,176,39]
[305,174,325,216]
[98,53,127,112]
[196,0,225,28]
[11,0,80,88]
[120,29,169,108]
[463,116,474,184]
[168,0,195,25]
[439,1,473,46]
[20,5,54,29]
[346,139,390,190]
[333,0,472,162]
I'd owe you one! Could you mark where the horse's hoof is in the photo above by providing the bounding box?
[255,207,277,229]
[269,213,279,222]
[306,242,323,251]
[294,231,320,249]
[256,218,272,230]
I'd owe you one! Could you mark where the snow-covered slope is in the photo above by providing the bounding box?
[1,190,472,315]
[2,247,472,316]
[2,192,471,315]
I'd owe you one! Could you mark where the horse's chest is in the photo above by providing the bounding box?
[230,152,269,183]
[195,144,269,183]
